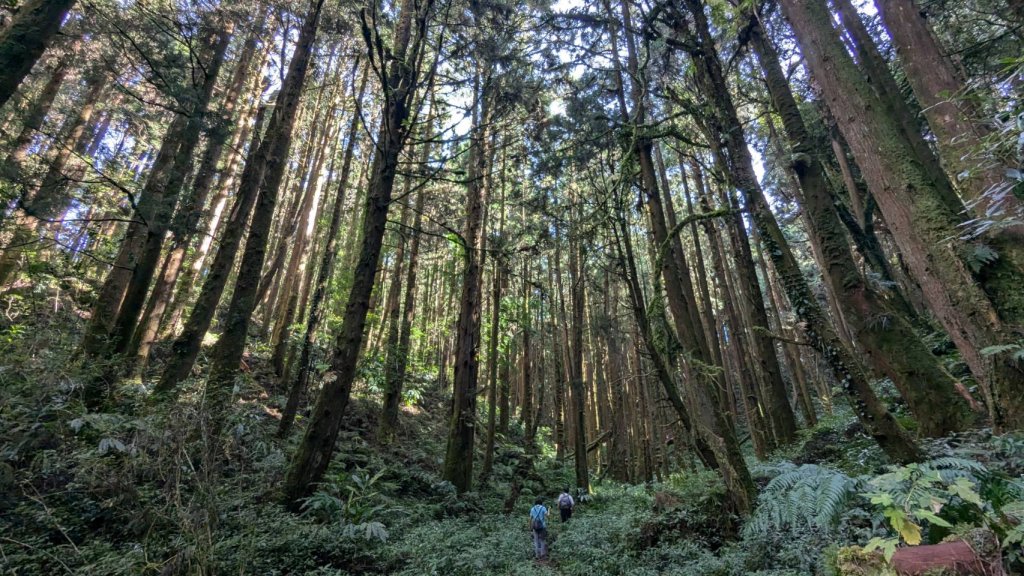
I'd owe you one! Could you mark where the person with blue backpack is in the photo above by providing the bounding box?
[529,497,549,560]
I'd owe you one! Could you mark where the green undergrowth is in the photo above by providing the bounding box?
[2,301,1024,575]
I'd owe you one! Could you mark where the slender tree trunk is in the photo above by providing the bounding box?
[154,101,271,395]
[378,105,433,443]
[1,70,106,286]
[163,46,270,338]
[279,64,369,437]
[104,22,234,372]
[520,259,534,447]
[566,236,590,492]
[203,1,323,428]
[442,78,489,489]
[606,0,749,508]
[3,56,68,178]
[131,24,262,366]
[481,145,507,479]
[282,0,435,505]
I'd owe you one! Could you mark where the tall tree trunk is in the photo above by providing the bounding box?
[777,0,1024,430]
[0,70,106,287]
[673,0,920,461]
[831,0,952,207]
[282,0,436,505]
[131,23,263,367]
[3,55,68,179]
[0,0,75,109]
[873,0,1022,234]
[442,74,489,489]
[203,1,323,428]
[105,22,234,368]
[520,259,534,447]
[744,11,970,435]
[279,65,369,437]
[378,96,432,442]
[567,237,590,492]
[162,44,271,338]
[606,0,753,512]
[481,147,507,479]
[153,103,271,395]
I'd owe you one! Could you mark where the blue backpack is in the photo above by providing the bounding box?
[530,505,547,531]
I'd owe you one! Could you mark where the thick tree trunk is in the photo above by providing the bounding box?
[778,0,1024,430]
[874,0,1022,233]
[745,13,969,436]
[675,0,920,462]
[0,0,75,109]
[831,0,952,209]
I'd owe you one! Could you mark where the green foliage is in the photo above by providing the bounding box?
[745,463,860,536]
[980,341,1024,362]
[862,455,1024,565]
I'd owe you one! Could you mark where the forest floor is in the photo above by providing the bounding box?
[2,283,1024,575]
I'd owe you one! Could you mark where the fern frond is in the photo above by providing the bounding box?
[744,464,859,539]
[924,456,987,473]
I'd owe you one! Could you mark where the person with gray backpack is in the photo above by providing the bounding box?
[557,487,575,523]
[529,497,549,560]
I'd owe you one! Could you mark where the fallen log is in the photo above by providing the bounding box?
[565,430,613,459]
[837,529,1005,576]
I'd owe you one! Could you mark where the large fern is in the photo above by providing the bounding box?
[744,463,861,538]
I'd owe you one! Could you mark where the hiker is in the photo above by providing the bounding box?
[529,497,549,560]
[557,487,575,523]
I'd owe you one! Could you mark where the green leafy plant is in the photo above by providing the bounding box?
[980,341,1024,362]
[862,457,990,559]
[745,463,860,536]
[300,467,392,542]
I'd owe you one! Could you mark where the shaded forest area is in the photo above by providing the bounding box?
[1,0,1023,573]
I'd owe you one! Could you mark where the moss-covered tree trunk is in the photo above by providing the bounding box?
[674,0,920,461]
[874,0,1022,233]
[745,12,970,436]
[777,0,1024,430]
